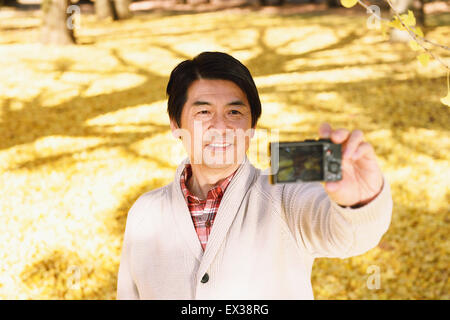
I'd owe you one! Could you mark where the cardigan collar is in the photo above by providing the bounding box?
[170,154,257,281]
[180,162,237,203]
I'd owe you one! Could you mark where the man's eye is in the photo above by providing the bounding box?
[230,110,241,115]
[198,110,209,115]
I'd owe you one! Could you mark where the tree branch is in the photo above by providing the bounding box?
[357,0,449,70]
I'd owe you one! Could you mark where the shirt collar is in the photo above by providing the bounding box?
[180,163,237,202]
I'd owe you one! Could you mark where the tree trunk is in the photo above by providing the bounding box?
[412,0,425,27]
[326,0,340,8]
[95,0,118,20]
[1,0,18,6]
[389,0,414,43]
[274,0,286,6]
[114,0,132,19]
[40,0,75,45]
[95,0,131,20]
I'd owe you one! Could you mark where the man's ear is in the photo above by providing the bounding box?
[250,126,256,139]
[170,119,182,140]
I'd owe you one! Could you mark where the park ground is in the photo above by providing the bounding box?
[0,1,449,299]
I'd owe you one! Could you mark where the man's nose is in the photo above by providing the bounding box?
[210,113,229,131]
[207,114,234,141]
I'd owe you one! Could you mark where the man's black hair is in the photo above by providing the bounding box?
[166,51,261,128]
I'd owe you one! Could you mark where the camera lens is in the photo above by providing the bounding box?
[329,161,339,173]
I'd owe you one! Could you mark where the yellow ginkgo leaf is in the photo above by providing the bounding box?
[341,0,358,8]
[389,17,404,30]
[391,10,416,30]
[408,40,421,51]
[441,92,450,107]
[404,10,416,27]
[413,26,424,38]
[417,53,430,67]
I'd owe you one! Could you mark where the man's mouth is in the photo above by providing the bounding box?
[205,142,233,150]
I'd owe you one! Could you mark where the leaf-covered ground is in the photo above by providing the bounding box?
[0,5,449,299]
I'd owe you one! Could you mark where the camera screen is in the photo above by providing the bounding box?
[276,144,323,182]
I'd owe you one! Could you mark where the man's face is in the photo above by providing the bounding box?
[170,79,255,168]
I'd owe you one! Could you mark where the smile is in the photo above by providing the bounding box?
[205,143,233,150]
[207,143,232,147]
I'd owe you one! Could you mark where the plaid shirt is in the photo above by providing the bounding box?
[180,164,237,251]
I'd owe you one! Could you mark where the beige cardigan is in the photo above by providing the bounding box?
[117,155,392,299]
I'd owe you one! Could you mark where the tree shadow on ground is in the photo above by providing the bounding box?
[0,48,169,152]
[4,8,449,299]
[0,17,369,154]
[19,177,169,299]
[256,73,449,161]
[310,193,449,299]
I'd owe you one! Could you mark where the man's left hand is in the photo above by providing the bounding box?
[319,123,384,207]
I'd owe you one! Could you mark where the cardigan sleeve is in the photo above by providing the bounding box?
[116,199,140,300]
[281,176,393,259]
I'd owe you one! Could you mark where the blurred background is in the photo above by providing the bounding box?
[0,0,448,299]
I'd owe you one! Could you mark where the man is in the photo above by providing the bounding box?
[117,51,392,299]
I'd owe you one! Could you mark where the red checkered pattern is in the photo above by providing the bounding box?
[180,164,236,251]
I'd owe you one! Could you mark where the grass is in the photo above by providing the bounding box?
[0,5,449,299]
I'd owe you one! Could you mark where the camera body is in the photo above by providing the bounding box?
[268,138,342,184]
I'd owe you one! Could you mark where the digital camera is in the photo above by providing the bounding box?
[268,138,342,184]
